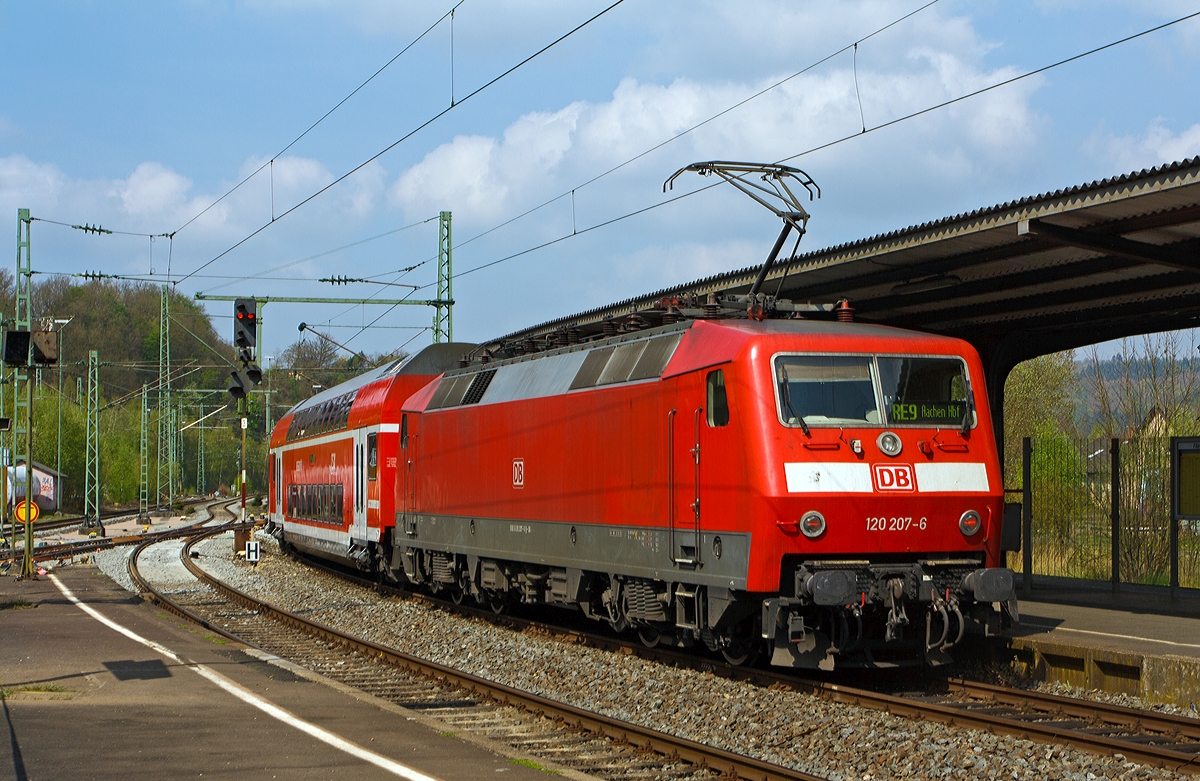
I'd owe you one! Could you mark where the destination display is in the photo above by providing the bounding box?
[888,401,967,425]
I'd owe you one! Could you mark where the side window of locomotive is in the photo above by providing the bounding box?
[367,433,378,481]
[876,357,971,427]
[774,355,878,427]
[706,369,730,427]
[400,414,408,449]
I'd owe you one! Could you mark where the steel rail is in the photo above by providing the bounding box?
[134,524,828,781]
[4,498,223,565]
[293,551,1200,775]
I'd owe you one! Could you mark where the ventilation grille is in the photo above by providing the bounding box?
[428,369,496,409]
[461,370,496,405]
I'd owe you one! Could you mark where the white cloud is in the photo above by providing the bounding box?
[1082,118,1200,172]
[390,47,1046,228]
[119,162,194,217]
[0,153,391,281]
[0,155,65,211]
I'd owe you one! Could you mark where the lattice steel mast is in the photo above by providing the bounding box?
[84,350,100,527]
[434,211,453,343]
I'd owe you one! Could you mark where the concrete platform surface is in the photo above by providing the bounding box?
[0,566,556,781]
[1002,579,1200,707]
[1014,598,1200,659]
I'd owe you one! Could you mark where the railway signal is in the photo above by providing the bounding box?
[234,298,257,349]
[227,366,255,399]
[229,298,262,400]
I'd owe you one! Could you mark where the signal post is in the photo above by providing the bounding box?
[228,299,262,553]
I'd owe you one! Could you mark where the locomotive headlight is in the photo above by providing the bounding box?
[959,510,982,536]
[877,431,902,457]
[800,510,826,539]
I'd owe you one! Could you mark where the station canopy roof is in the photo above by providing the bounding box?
[485,156,1200,391]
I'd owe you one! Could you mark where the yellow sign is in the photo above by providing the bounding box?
[1180,451,1200,518]
[15,501,40,523]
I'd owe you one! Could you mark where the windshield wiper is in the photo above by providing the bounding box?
[781,381,810,436]
[960,376,976,436]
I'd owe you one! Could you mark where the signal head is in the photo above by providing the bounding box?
[233,298,258,350]
[228,368,249,399]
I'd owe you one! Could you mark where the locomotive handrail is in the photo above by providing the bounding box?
[667,408,677,565]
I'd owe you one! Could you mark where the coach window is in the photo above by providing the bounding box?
[367,433,378,481]
[706,369,730,427]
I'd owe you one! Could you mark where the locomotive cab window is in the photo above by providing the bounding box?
[877,357,971,427]
[773,353,975,429]
[367,433,378,481]
[776,356,878,427]
[400,414,408,449]
[706,369,729,427]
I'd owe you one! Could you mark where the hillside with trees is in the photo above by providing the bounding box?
[1,275,405,513]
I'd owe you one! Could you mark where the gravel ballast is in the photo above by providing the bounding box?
[155,532,1190,781]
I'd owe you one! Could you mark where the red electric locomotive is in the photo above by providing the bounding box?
[267,344,470,570]
[393,317,1016,669]
[268,161,1017,669]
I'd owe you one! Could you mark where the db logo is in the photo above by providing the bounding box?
[512,458,525,489]
[872,464,915,492]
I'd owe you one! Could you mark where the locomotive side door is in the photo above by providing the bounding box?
[668,380,704,569]
[399,414,417,537]
[275,452,283,520]
[351,428,368,541]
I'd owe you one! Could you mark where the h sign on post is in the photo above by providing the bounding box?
[245,540,261,564]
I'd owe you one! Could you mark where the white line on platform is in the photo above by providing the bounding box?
[1022,618,1200,650]
[49,574,441,781]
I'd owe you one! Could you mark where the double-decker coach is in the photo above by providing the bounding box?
[268,344,471,572]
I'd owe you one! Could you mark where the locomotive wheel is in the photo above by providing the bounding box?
[637,627,661,648]
[720,638,759,666]
[450,587,466,605]
[719,615,763,666]
[490,596,509,615]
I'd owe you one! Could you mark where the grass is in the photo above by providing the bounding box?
[438,732,456,738]
[1,684,68,700]
[0,600,35,611]
[202,634,228,645]
[509,758,560,774]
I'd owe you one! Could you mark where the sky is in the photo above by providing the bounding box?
[2,0,1200,364]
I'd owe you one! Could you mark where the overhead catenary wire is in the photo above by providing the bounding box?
[181,1,936,297]
[442,0,944,259]
[196,215,437,295]
[159,0,940,311]
[427,6,1200,287]
[29,217,173,240]
[177,0,628,285]
[172,2,466,238]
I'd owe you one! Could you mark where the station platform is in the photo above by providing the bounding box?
[0,565,564,781]
[1001,578,1200,708]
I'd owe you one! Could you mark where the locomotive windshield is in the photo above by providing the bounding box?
[774,354,972,428]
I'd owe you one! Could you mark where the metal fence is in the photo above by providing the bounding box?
[1007,435,1199,591]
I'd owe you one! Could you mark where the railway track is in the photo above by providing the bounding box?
[293,551,1200,776]
[129,523,827,781]
[1,498,223,566]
